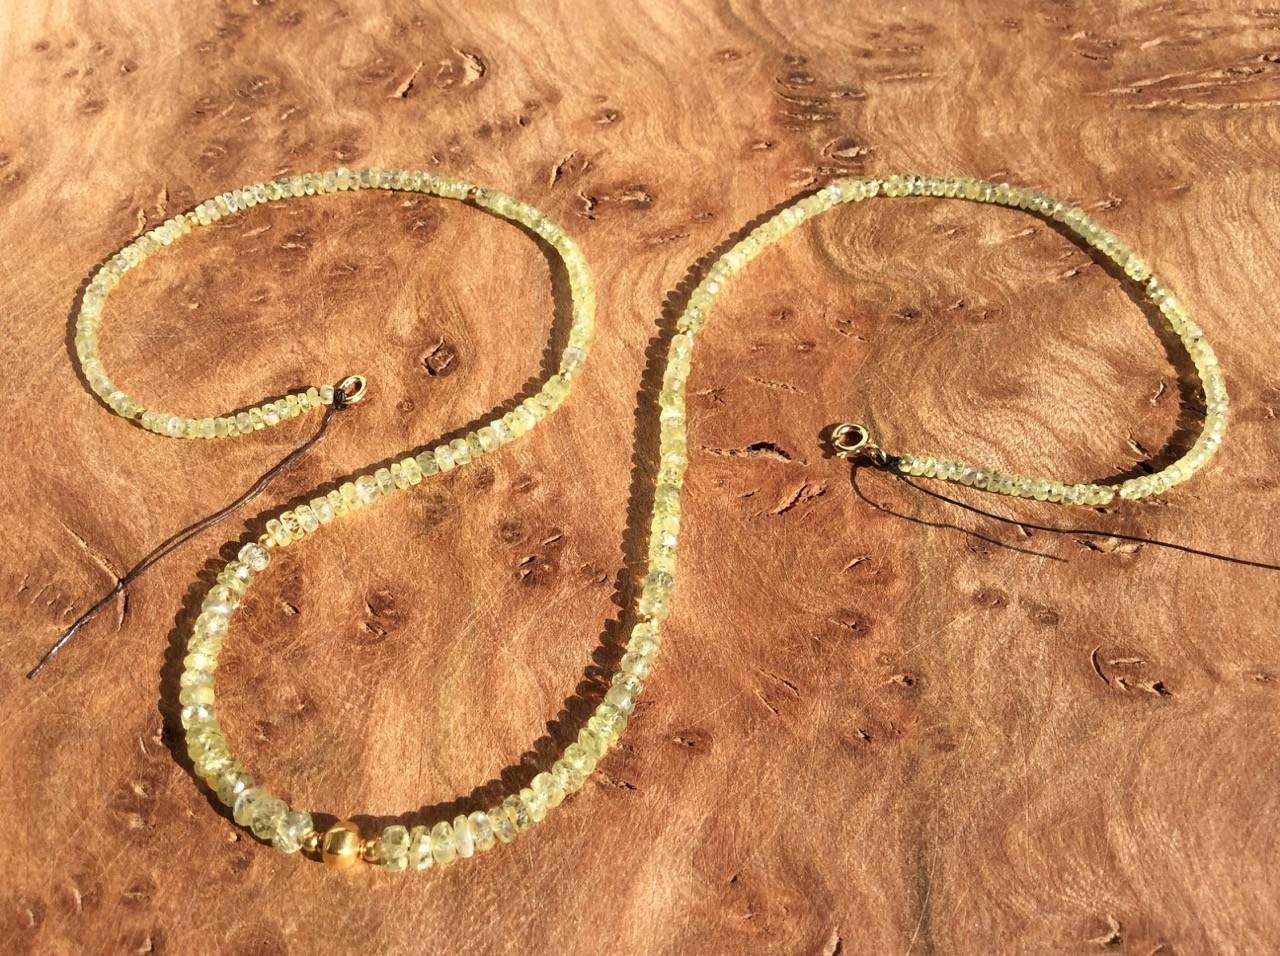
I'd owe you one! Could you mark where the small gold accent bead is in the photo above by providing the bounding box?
[301,830,321,855]
[321,821,362,870]
[360,838,382,864]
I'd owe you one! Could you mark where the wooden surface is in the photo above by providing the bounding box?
[3,1,1278,953]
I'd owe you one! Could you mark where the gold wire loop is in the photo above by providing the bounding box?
[831,422,887,464]
[831,422,869,456]
[336,374,368,405]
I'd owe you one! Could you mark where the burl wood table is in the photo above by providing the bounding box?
[3,2,1277,953]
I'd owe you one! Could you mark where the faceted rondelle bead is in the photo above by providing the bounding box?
[214,770,254,808]
[250,797,288,841]
[407,825,433,870]
[489,806,516,844]
[468,811,496,852]
[232,787,267,827]
[503,794,532,832]
[274,810,313,855]
[238,543,269,572]
[380,825,411,872]
[452,814,475,858]
[430,822,458,864]
[521,786,547,823]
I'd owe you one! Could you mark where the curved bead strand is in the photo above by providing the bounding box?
[75,168,596,441]
[159,169,618,869]
[696,174,1225,504]
[156,172,1223,874]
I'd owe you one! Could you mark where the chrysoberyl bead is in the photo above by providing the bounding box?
[451,814,475,858]
[489,806,516,844]
[274,810,313,855]
[407,825,433,870]
[430,822,457,865]
[468,811,495,852]
[232,787,266,827]
[521,786,547,824]
[380,825,411,872]
[214,770,254,808]
[238,543,269,572]
[250,797,288,841]
[503,794,532,832]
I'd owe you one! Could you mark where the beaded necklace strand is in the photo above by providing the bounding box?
[75,170,1224,872]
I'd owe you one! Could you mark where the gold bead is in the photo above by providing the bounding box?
[301,830,322,855]
[360,838,381,864]
[321,821,362,870]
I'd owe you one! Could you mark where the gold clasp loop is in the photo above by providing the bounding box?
[336,374,368,405]
[831,422,887,464]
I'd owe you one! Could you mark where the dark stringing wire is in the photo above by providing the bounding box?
[26,401,348,680]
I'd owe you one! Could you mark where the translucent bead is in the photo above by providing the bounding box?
[311,497,335,524]
[603,683,637,716]
[520,786,547,823]
[589,702,628,743]
[503,794,532,832]
[381,824,410,872]
[477,426,500,453]
[531,771,566,809]
[620,650,652,680]
[179,684,215,707]
[578,727,607,760]
[468,811,495,851]
[276,512,301,542]
[489,806,516,844]
[341,482,360,511]
[238,543,270,572]
[430,821,457,864]
[232,787,267,826]
[179,669,213,688]
[180,703,214,729]
[213,769,254,807]
[451,814,475,857]
[552,760,585,795]
[296,506,319,534]
[356,475,379,503]
[250,797,288,840]
[563,742,598,775]
[448,438,472,465]
[414,451,439,477]
[408,825,433,869]
[193,612,227,641]
[274,810,313,854]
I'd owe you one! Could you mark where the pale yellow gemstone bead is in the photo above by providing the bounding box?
[430,821,457,864]
[468,811,496,851]
[451,814,475,858]
[408,825,433,869]
[489,806,516,844]
[380,824,410,872]
[274,810,313,855]
[520,787,547,823]
[503,794,532,832]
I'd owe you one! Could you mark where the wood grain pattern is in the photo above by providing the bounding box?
[3,1,1278,953]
